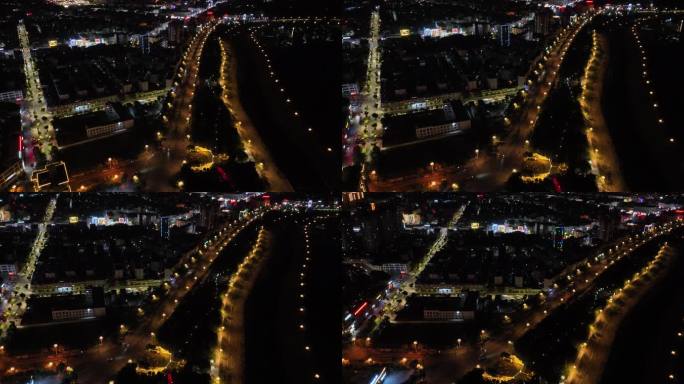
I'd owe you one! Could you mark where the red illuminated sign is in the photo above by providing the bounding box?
[353,301,368,316]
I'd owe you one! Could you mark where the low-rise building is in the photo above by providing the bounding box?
[0,90,23,103]
[382,101,472,147]
[396,293,478,322]
[54,102,134,149]
[22,287,107,326]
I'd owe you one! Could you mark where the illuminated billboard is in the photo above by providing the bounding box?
[402,212,422,226]
[89,216,130,226]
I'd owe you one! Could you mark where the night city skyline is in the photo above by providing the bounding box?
[2,0,684,383]
[1,0,340,193]
[343,0,684,193]
[342,192,684,383]
[0,192,340,383]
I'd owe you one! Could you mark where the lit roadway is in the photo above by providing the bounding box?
[0,207,270,382]
[345,8,382,191]
[345,220,683,382]
[159,20,221,190]
[579,30,625,192]
[9,1,234,191]
[428,11,591,191]
[18,16,327,192]
[144,0,230,39]
[373,204,467,328]
[474,225,680,384]
[0,197,57,337]
[156,17,300,191]
[564,242,676,384]
[368,11,596,192]
[212,226,271,384]
[213,210,327,383]
[18,21,56,168]
[69,22,297,192]
[66,151,157,192]
[49,19,223,192]
[218,36,293,191]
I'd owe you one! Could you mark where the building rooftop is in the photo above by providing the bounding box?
[22,287,105,325]
[382,100,471,146]
[54,102,133,147]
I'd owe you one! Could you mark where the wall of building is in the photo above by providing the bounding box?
[51,306,106,321]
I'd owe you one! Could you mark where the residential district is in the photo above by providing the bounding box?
[343,0,684,193]
[343,192,684,383]
[1,0,339,192]
[0,192,340,383]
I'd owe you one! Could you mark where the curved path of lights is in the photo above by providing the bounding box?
[0,207,272,381]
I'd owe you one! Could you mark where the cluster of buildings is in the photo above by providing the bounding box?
[342,0,572,104]
[415,232,569,298]
[375,0,589,44]
[30,223,193,298]
[342,196,435,269]
[342,0,596,168]
[24,43,178,151]
[0,1,206,187]
[379,30,539,104]
[256,21,338,46]
[36,44,177,108]
[342,193,684,323]
[0,193,230,326]
[1,1,196,51]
